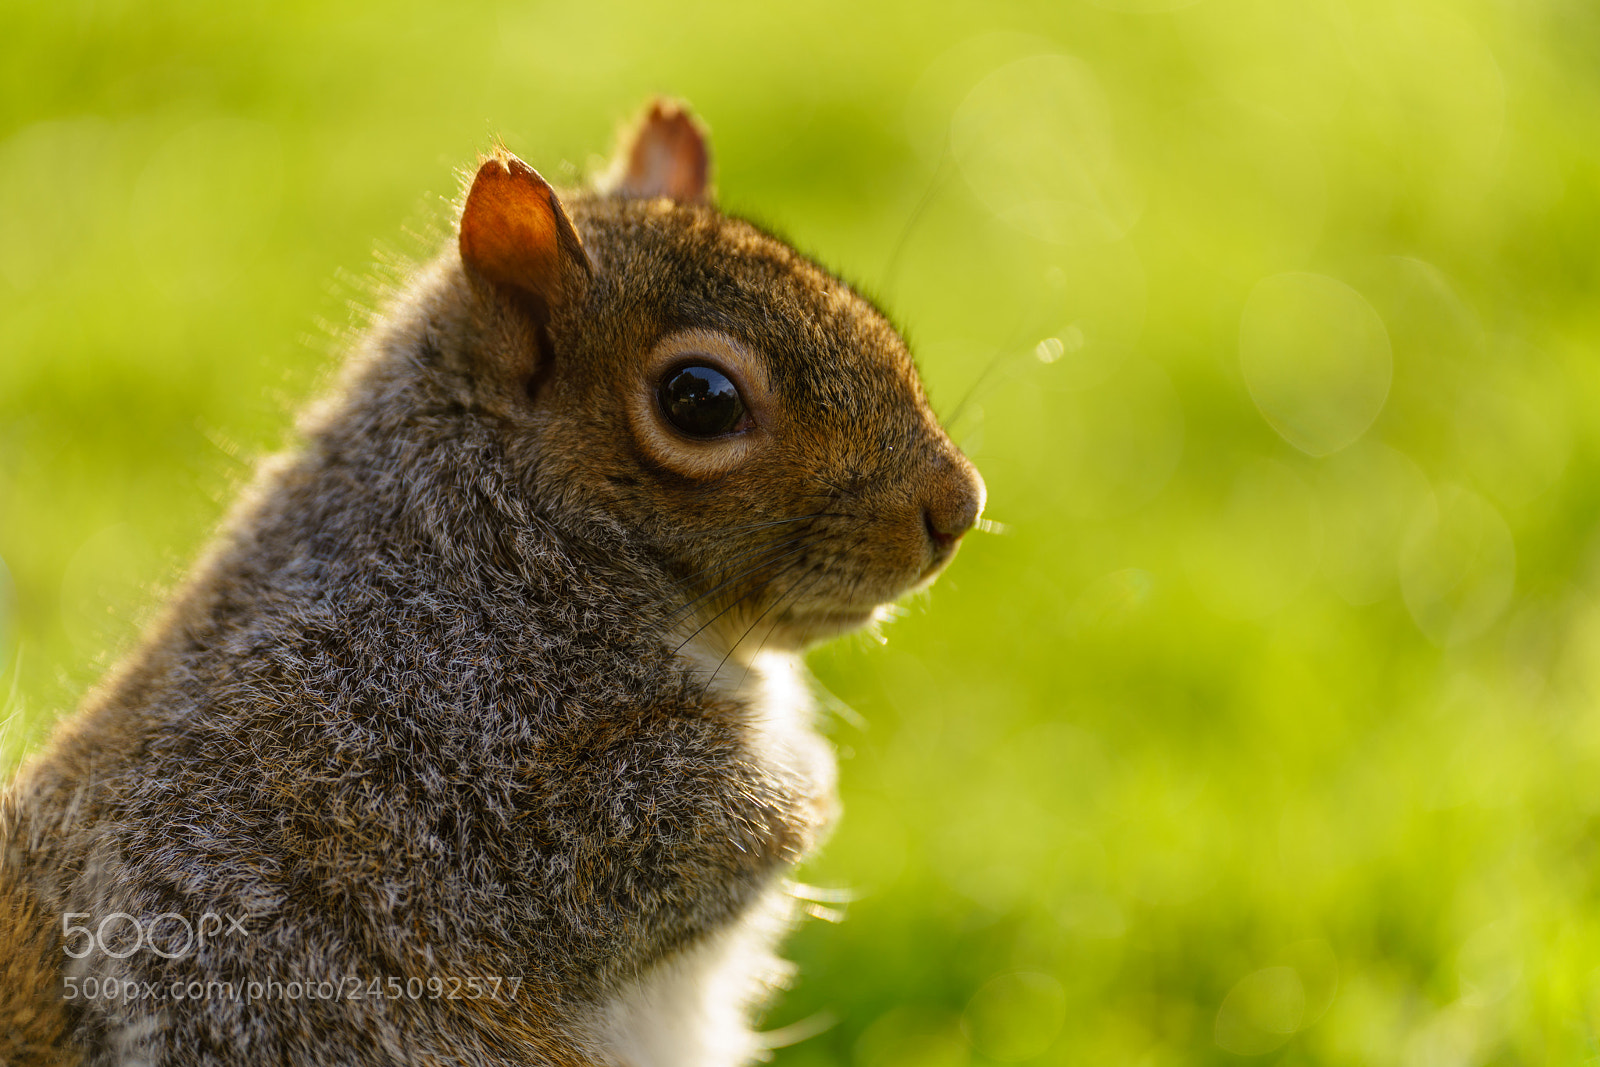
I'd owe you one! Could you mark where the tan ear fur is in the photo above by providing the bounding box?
[459,149,590,306]
[612,99,711,202]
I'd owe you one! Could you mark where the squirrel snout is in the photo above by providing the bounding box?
[921,454,986,552]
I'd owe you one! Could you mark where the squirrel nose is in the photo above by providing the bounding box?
[921,453,986,551]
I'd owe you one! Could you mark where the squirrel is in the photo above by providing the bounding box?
[0,99,984,1067]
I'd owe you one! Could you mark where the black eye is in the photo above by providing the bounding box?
[658,364,747,438]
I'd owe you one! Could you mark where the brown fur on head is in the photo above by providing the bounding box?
[452,101,985,656]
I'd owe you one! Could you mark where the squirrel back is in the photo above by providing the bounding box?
[1,101,983,1067]
[1,795,82,1067]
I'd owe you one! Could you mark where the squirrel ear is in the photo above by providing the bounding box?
[610,99,711,203]
[459,150,591,307]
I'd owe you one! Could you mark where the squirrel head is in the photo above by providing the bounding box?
[444,100,984,653]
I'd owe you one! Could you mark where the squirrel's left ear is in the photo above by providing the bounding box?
[459,149,591,309]
[608,99,711,203]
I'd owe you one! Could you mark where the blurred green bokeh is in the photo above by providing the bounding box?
[6,0,1600,1062]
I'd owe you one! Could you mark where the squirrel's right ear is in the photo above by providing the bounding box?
[610,99,711,203]
[459,150,591,309]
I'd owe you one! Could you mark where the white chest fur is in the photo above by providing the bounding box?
[591,648,836,1067]
[592,883,798,1067]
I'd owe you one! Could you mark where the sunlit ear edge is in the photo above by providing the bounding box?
[459,148,592,308]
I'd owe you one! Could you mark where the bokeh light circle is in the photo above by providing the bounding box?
[962,972,1067,1061]
[1316,442,1431,606]
[1240,272,1392,456]
[951,54,1142,244]
[1399,485,1516,646]
[1215,966,1306,1055]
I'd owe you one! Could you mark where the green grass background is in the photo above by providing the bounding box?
[6,0,1600,1062]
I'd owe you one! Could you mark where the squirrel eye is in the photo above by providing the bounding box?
[659,364,747,438]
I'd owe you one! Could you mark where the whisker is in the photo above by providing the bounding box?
[675,578,778,661]
[659,506,845,610]
[880,146,954,299]
[704,560,825,695]
[667,535,806,601]
[665,539,814,626]
[942,345,1012,433]
[942,282,1067,432]
[673,551,807,657]
[726,563,831,695]
[815,477,857,500]
[672,512,830,539]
